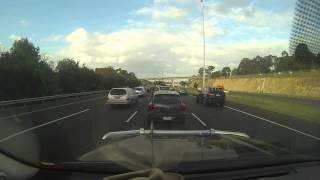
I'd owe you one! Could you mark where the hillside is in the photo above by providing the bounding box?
[192,70,320,98]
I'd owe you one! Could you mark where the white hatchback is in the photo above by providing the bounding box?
[107,88,138,107]
[134,87,146,97]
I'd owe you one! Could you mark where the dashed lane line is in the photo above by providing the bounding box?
[191,113,207,127]
[126,111,139,123]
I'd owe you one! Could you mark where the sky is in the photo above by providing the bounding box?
[0,0,296,78]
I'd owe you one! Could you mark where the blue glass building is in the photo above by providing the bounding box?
[289,0,320,55]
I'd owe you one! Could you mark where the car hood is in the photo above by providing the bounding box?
[78,134,295,171]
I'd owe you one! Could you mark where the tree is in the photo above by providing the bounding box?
[154,81,166,86]
[212,70,222,78]
[198,65,215,77]
[207,66,215,77]
[95,67,140,89]
[193,82,198,89]
[257,55,273,73]
[0,38,59,100]
[56,59,81,93]
[281,51,289,57]
[237,58,256,75]
[221,67,231,76]
[274,55,294,72]
[316,53,320,67]
[179,81,188,87]
[231,68,239,75]
[294,43,314,69]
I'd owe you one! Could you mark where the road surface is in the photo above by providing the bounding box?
[0,93,319,162]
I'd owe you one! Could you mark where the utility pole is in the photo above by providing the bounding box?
[201,0,206,90]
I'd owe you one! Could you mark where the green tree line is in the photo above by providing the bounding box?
[0,38,140,100]
[198,43,320,77]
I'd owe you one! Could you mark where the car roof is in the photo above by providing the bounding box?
[153,90,179,95]
[110,88,131,90]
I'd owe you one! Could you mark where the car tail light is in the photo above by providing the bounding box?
[180,104,186,111]
[208,93,215,96]
[148,104,155,111]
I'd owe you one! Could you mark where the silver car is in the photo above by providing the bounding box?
[107,88,138,107]
[134,87,146,97]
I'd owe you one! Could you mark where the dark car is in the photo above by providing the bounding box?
[178,89,188,95]
[147,91,186,124]
[196,87,225,107]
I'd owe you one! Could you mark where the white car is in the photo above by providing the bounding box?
[108,88,138,107]
[134,87,146,97]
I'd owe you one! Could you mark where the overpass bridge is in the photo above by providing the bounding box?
[143,76,193,87]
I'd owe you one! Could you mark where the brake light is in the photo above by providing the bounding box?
[180,104,186,111]
[148,104,155,111]
[208,93,215,96]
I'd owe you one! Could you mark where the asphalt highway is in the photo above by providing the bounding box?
[0,93,319,162]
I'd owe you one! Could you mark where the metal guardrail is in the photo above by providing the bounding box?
[0,90,107,107]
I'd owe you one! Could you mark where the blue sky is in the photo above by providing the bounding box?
[0,0,296,77]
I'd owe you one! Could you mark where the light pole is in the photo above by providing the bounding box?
[201,0,206,90]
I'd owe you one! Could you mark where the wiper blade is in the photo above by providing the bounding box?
[102,128,249,140]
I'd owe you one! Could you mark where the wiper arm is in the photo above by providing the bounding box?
[102,128,249,140]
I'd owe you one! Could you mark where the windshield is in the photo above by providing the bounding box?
[135,88,143,91]
[110,89,127,95]
[0,0,319,173]
[154,94,181,105]
[159,86,170,91]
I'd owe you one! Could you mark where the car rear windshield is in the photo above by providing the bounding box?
[110,89,127,95]
[154,94,181,105]
[209,88,223,93]
[159,86,170,90]
[135,88,143,91]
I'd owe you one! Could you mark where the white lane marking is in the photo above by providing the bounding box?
[225,106,320,141]
[126,111,138,123]
[0,109,91,143]
[0,96,103,120]
[191,113,207,127]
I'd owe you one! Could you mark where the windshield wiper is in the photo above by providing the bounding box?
[102,128,249,140]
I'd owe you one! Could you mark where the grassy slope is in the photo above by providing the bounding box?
[190,69,320,98]
[227,93,320,123]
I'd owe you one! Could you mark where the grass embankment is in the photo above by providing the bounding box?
[186,88,198,96]
[190,69,320,98]
[227,93,320,123]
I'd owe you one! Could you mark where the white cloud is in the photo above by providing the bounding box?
[20,19,29,26]
[212,0,250,14]
[9,34,22,41]
[58,27,287,78]
[53,0,292,78]
[206,1,292,31]
[43,34,64,42]
[135,6,189,19]
[154,0,191,5]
